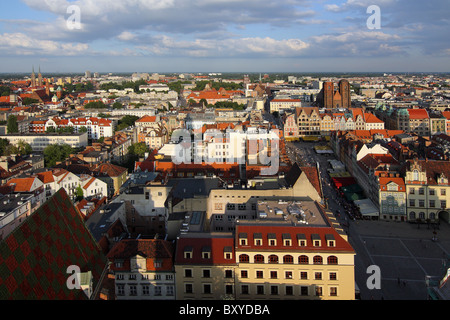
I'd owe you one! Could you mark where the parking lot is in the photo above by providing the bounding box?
[286,140,450,300]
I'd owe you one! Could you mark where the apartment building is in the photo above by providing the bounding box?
[2,132,88,152]
[404,159,450,223]
[108,239,176,300]
[175,199,355,300]
[378,176,407,221]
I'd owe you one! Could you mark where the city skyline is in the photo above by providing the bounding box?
[0,0,449,73]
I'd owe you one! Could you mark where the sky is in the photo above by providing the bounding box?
[0,0,449,74]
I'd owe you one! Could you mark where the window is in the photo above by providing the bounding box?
[129,285,137,296]
[238,204,246,210]
[167,286,174,296]
[202,269,211,278]
[254,254,265,263]
[256,271,264,279]
[419,200,425,207]
[270,286,278,295]
[239,254,249,263]
[154,274,161,280]
[315,286,323,297]
[409,188,415,194]
[154,286,162,296]
[283,255,294,264]
[441,189,446,196]
[285,271,293,279]
[227,203,235,210]
[116,274,124,280]
[117,284,125,296]
[184,269,193,278]
[419,188,424,195]
[270,271,278,279]
[313,256,323,265]
[327,256,338,265]
[329,272,337,281]
[256,285,265,295]
[330,287,338,297]
[315,272,322,280]
[269,255,278,264]
[442,200,447,209]
[285,286,294,296]
[300,272,308,280]
[185,283,193,294]
[129,274,137,280]
[409,199,415,207]
[300,286,308,296]
[430,200,435,208]
[429,189,435,196]
[203,284,212,294]
[299,255,309,264]
[225,285,233,295]
[241,285,249,295]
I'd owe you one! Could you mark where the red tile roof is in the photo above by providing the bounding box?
[235,224,354,253]
[408,108,429,119]
[175,235,235,265]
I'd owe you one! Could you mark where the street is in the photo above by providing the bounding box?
[286,140,450,300]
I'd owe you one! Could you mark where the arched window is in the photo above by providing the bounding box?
[268,255,278,264]
[327,256,338,265]
[298,255,309,264]
[430,212,435,220]
[409,212,416,220]
[313,255,323,265]
[283,255,294,264]
[254,254,265,263]
[239,254,249,263]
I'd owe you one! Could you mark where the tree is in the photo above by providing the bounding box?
[113,101,123,109]
[16,140,32,155]
[7,115,18,133]
[0,138,10,155]
[22,97,39,105]
[78,126,88,133]
[75,185,84,202]
[84,101,107,109]
[128,142,149,158]
[43,144,74,167]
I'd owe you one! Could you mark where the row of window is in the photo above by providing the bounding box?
[238,254,338,265]
[409,199,446,208]
[117,284,174,297]
[184,269,339,281]
[409,187,446,195]
[184,283,338,297]
[116,273,174,281]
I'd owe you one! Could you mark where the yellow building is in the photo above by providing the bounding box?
[174,199,356,300]
[405,159,450,223]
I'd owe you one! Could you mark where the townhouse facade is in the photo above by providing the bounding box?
[404,159,450,223]
[107,239,176,300]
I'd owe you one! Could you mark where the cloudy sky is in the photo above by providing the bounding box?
[0,0,449,73]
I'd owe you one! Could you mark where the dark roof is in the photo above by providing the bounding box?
[0,189,107,300]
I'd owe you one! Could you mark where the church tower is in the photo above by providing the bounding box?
[31,66,36,87]
[38,66,43,87]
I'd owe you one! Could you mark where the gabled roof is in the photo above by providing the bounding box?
[408,108,429,119]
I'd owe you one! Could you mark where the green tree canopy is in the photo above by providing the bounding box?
[7,115,18,133]
[43,144,74,167]
[84,101,107,109]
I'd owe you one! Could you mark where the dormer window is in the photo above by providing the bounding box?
[297,234,307,246]
[413,170,419,181]
[253,233,262,246]
[184,246,193,259]
[223,247,232,260]
[202,247,211,259]
[239,233,248,246]
[282,233,292,246]
[268,233,277,246]
[311,234,321,247]
[325,234,336,247]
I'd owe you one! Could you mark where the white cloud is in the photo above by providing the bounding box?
[0,32,89,56]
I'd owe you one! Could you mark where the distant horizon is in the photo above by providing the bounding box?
[1,1,449,74]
